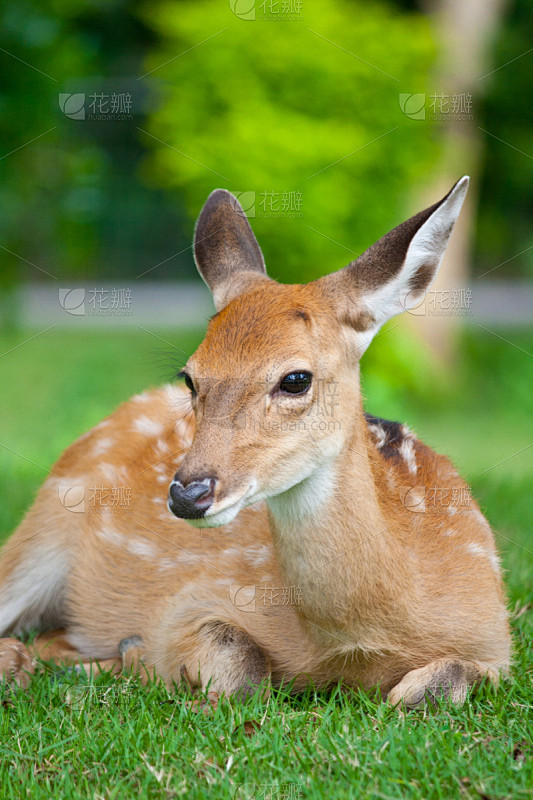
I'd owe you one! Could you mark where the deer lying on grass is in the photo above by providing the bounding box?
[0,177,510,707]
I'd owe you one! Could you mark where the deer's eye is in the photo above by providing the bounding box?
[178,371,196,395]
[279,372,312,395]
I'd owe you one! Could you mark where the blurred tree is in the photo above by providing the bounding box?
[139,0,440,285]
[475,0,533,280]
[405,0,508,358]
[0,0,191,328]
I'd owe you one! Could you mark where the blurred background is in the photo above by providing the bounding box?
[0,0,531,603]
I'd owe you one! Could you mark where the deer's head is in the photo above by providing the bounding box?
[168,179,468,526]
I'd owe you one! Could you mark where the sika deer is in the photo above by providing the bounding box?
[0,178,510,706]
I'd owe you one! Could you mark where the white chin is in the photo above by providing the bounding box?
[186,502,243,529]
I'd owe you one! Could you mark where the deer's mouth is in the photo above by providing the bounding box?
[168,480,258,529]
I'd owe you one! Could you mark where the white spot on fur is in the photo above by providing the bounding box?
[245,544,272,567]
[152,497,164,505]
[158,551,204,569]
[222,547,242,560]
[99,463,130,485]
[127,539,158,558]
[157,474,169,484]
[92,437,114,456]
[471,507,490,531]
[94,420,110,431]
[399,437,417,475]
[96,527,159,560]
[133,392,150,403]
[133,416,164,437]
[368,424,387,449]
[488,551,501,573]
[466,542,501,573]
[96,526,124,547]
[154,438,169,458]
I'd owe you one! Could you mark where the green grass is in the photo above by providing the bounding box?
[0,326,532,799]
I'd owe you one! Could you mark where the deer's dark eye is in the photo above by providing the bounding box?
[279,372,312,395]
[178,371,196,395]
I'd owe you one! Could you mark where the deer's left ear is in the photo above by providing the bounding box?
[318,176,469,354]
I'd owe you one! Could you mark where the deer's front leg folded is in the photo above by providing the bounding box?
[138,621,271,698]
[387,658,498,709]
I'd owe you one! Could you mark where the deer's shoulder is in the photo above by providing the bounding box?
[364,412,463,488]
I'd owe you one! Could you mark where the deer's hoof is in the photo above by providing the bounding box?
[0,638,35,689]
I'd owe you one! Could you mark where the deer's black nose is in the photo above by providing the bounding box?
[168,477,216,519]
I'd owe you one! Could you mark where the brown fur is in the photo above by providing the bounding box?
[0,181,511,705]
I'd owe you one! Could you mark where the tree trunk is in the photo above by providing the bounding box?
[409,0,509,359]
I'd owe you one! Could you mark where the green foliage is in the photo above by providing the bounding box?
[140,0,440,283]
[0,0,191,301]
[0,0,102,285]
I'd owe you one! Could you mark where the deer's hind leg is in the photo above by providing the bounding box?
[0,631,123,688]
[0,478,82,639]
[31,630,122,674]
[387,658,499,709]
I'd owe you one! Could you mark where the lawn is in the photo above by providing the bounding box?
[0,325,532,799]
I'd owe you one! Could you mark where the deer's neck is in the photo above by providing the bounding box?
[266,415,406,645]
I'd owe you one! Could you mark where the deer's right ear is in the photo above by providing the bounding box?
[318,177,469,356]
[194,190,269,311]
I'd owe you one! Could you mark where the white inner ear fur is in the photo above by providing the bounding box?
[357,176,469,350]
